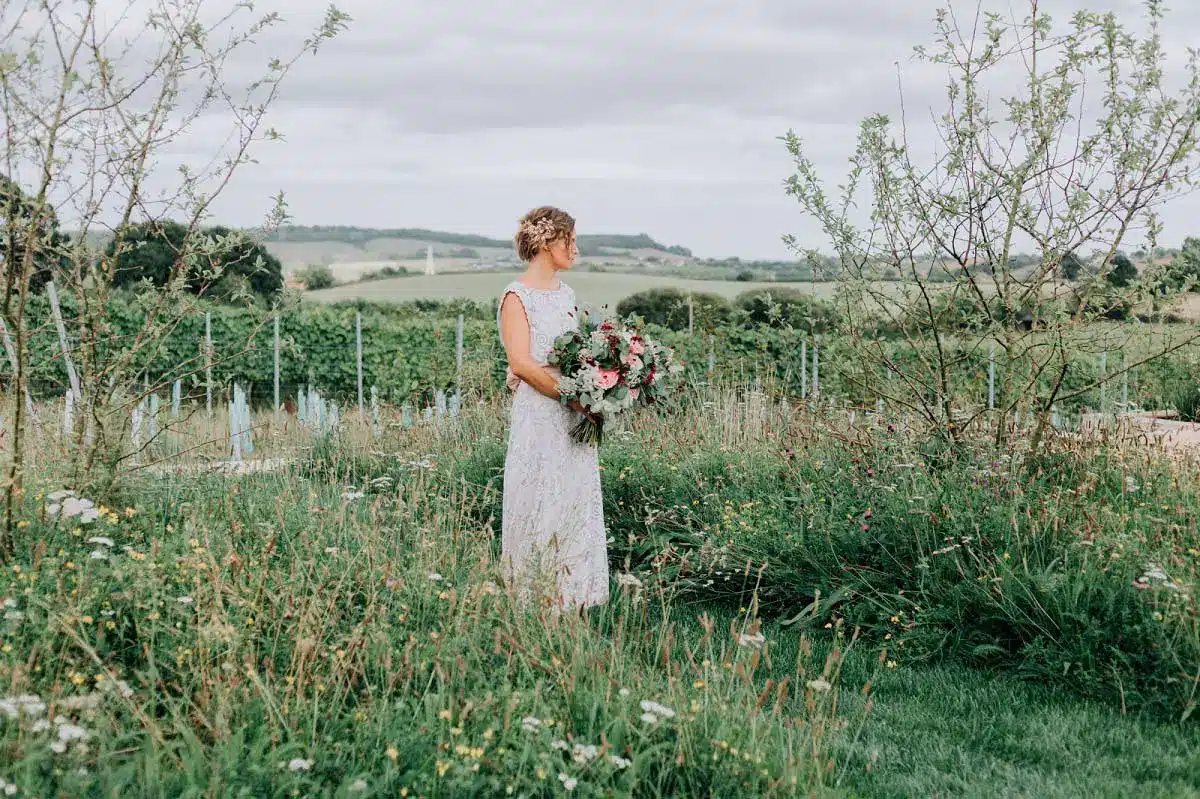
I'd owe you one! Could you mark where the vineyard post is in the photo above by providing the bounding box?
[707,334,714,379]
[801,341,808,399]
[46,281,82,413]
[687,294,694,336]
[274,314,281,412]
[204,312,213,417]
[455,313,464,409]
[356,311,364,422]
[812,336,819,397]
[1099,352,1107,413]
[1121,354,1129,412]
[988,341,996,411]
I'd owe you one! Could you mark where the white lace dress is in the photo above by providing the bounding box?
[498,280,609,610]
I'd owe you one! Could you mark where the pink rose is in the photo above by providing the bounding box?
[629,339,645,355]
[596,369,619,390]
[621,353,643,370]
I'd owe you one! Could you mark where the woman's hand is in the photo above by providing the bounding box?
[569,399,600,423]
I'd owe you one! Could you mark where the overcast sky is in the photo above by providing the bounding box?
[186,0,1200,260]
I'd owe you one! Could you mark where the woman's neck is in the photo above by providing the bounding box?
[521,259,560,289]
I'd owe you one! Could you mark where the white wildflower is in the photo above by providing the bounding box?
[324,547,339,555]
[349,779,368,792]
[287,758,312,772]
[342,490,365,500]
[89,550,108,561]
[0,777,17,795]
[31,718,50,733]
[618,688,631,697]
[806,678,832,693]
[557,773,577,791]
[176,596,194,605]
[521,716,542,733]
[640,712,659,725]
[1142,565,1169,582]
[56,723,89,744]
[737,632,766,649]
[572,743,599,763]
[609,755,632,769]
[428,572,444,582]
[550,739,569,751]
[0,695,45,719]
[615,573,642,589]
[86,536,114,548]
[639,700,675,719]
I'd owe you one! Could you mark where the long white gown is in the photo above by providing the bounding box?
[498,280,609,610]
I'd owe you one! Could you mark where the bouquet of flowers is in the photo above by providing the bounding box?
[549,310,684,446]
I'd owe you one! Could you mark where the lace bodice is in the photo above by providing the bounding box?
[498,281,578,364]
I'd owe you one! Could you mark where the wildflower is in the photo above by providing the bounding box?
[342,490,365,500]
[0,694,46,719]
[618,688,631,697]
[287,758,312,772]
[0,778,17,795]
[737,632,766,649]
[350,779,368,792]
[640,712,659,724]
[86,536,114,548]
[572,743,599,763]
[386,745,399,761]
[639,700,675,719]
[428,572,444,582]
[887,660,898,669]
[88,550,107,561]
[551,739,569,751]
[610,755,632,769]
[615,572,642,589]
[176,596,194,605]
[521,716,542,733]
[557,773,578,791]
[807,678,832,693]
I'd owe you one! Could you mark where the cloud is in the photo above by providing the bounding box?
[36,0,1200,258]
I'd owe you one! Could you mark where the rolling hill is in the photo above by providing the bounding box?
[261,225,693,273]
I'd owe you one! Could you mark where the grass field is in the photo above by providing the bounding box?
[1,381,1197,796]
[308,271,837,309]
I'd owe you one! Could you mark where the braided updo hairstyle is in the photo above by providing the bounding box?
[514,206,575,262]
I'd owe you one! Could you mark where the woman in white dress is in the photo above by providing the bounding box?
[497,206,609,612]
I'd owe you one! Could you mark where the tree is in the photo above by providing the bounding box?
[108,220,284,300]
[1,174,72,299]
[1169,237,1200,291]
[0,1,347,557]
[1104,253,1138,288]
[783,1,1200,456]
[1059,251,1084,281]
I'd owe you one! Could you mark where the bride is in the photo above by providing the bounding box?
[496,206,609,612]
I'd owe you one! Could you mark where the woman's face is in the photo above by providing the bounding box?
[546,231,578,271]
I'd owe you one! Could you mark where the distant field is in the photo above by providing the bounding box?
[306,271,839,309]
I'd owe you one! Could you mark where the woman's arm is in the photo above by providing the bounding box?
[499,292,568,400]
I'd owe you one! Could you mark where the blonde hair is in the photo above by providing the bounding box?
[514,206,575,262]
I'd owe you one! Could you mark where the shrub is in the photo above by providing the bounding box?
[733,287,840,333]
[615,288,730,331]
[296,263,335,290]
